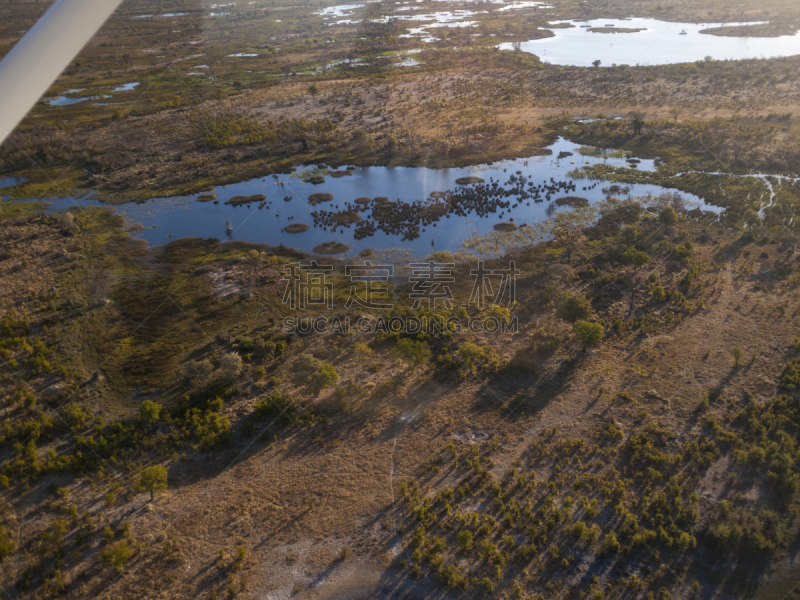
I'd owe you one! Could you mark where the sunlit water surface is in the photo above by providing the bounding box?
[5,138,725,255]
[497,18,800,66]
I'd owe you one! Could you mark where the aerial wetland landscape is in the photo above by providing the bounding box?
[3,0,800,598]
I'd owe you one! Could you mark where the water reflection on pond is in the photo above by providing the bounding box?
[23,137,723,255]
[25,139,719,254]
[26,139,719,254]
[499,18,800,66]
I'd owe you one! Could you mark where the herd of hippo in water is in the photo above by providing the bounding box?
[194,168,625,246]
[304,172,603,242]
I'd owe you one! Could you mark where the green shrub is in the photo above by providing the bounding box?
[674,240,694,261]
[601,422,624,441]
[730,347,743,368]
[599,532,620,556]
[253,339,276,360]
[390,338,431,370]
[571,521,586,539]
[0,525,15,561]
[183,408,232,451]
[235,336,255,353]
[353,342,373,362]
[557,294,592,323]
[622,247,652,271]
[312,362,339,392]
[456,530,473,553]
[780,356,800,388]
[102,540,133,574]
[29,354,51,374]
[235,545,248,562]
[573,321,604,349]
[658,206,678,226]
[254,391,297,427]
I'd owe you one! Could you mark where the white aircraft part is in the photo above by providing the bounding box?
[0,0,125,144]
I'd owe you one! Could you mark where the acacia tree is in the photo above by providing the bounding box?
[135,465,168,501]
[658,206,678,229]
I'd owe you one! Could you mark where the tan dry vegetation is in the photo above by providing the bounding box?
[2,200,800,598]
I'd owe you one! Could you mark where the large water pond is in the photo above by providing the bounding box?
[498,18,800,66]
[8,138,722,256]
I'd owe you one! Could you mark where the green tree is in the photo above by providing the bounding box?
[557,293,592,323]
[390,338,431,371]
[658,206,678,227]
[307,83,319,98]
[623,247,652,273]
[134,465,168,501]
[312,362,339,393]
[574,321,604,349]
[139,400,162,424]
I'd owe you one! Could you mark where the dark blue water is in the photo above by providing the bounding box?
[12,138,718,255]
[0,176,27,189]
